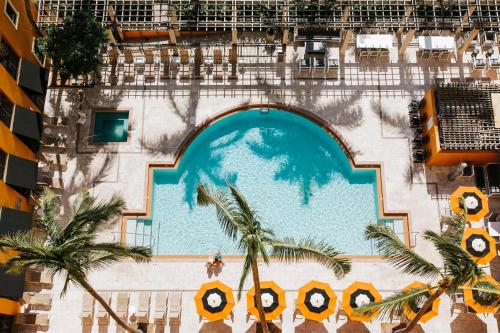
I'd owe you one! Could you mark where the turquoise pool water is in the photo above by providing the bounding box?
[93,111,129,143]
[128,109,398,255]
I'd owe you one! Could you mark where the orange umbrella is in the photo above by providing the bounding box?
[402,282,440,324]
[247,281,286,321]
[342,281,382,322]
[194,280,235,321]
[296,280,336,321]
[464,275,500,314]
[461,228,497,265]
[450,186,489,222]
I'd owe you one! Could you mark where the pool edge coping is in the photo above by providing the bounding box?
[121,103,411,259]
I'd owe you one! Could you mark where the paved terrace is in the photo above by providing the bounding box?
[35,40,500,333]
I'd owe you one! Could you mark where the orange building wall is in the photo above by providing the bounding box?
[0,181,31,212]
[422,88,499,166]
[0,0,42,317]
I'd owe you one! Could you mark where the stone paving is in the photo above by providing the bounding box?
[35,40,500,333]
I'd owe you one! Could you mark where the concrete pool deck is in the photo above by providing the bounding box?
[36,41,500,332]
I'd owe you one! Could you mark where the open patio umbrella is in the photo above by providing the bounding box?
[341,281,382,322]
[461,228,497,265]
[247,281,286,321]
[450,186,489,222]
[296,280,336,321]
[402,282,440,324]
[194,280,235,321]
[464,275,500,314]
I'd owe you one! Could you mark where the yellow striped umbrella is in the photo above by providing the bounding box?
[450,186,489,222]
[402,282,440,324]
[461,228,497,265]
[247,281,286,321]
[464,275,500,314]
[342,281,382,322]
[194,280,235,321]
[296,280,336,321]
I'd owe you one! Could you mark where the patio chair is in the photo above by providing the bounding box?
[29,292,52,311]
[143,49,156,83]
[96,292,111,322]
[116,292,129,320]
[167,292,182,324]
[214,49,223,65]
[80,292,94,320]
[159,48,170,80]
[450,291,468,315]
[137,291,151,323]
[153,292,168,322]
[293,298,304,321]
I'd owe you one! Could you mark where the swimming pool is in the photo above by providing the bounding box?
[126,109,403,255]
[93,111,129,143]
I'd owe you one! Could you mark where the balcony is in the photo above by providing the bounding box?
[17,59,49,110]
[0,39,19,81]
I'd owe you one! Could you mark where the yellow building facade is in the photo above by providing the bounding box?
[0,0,48,323]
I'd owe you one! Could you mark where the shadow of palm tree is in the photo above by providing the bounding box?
[247,127,341,204]
[156,126,246,209]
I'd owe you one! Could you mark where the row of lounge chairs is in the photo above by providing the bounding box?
[81,291,182,328]
[106,48,235,84]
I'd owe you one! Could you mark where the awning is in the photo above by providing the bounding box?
[17,59,48,95]
[4,155,37,191]
[0,207,32,234]
[356,34,393,50]
[11,105,42,141]
[0,267,24,299]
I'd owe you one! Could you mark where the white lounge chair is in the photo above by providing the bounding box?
[137,291,151,323]
[153,292,168,322]
[96,292,111,321]
[116,292,129,319]
[168,292,182,324]
[80,292,95,320]
[29,293,52,311]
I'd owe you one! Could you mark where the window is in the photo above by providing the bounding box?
[0,39,20,80]
[0,150,6,180]
[0,92,13,128]
[32,38,45,65]
[4,0,18,28]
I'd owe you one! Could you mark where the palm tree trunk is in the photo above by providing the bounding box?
[79,279,142,333]
[394,288,445,333]
[24,0,43,37]
[251,259,270,333]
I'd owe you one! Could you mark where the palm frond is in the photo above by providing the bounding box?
[196,184,242,240]
[227,182,258,227]
[36,187,62,241]
[269,237,351,279]
[355,286,435,320]
[64,193,125,239]
[440,214,466,244]
[467,280,500,309]
[365,224,442,279]
[237,255,253,300]
[422,230,480,289]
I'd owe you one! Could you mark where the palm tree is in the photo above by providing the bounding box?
[197,182,351,333]
[356,219,500,333]
[0,189,151,333]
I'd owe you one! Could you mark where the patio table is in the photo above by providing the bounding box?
[418,36,456,51]
[356,34,393,50]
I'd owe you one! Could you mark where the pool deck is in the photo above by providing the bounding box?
[37,41,500,333]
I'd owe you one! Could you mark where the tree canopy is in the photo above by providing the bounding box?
[40,10,107,79]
